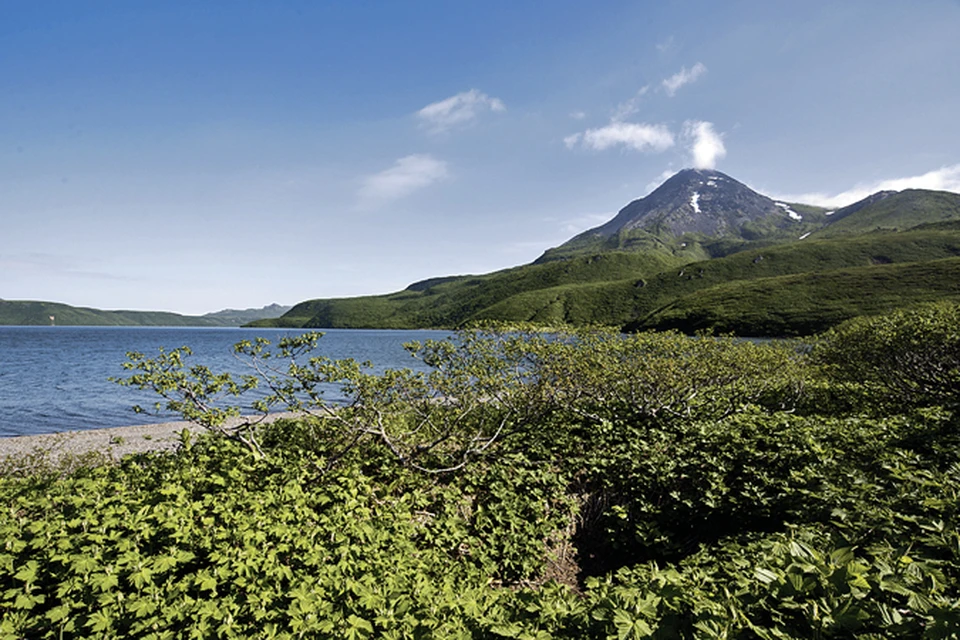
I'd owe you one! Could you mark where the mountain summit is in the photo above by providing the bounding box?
[589,169,788,238]
[538,168,816,262]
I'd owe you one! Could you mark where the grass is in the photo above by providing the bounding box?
[816,189,960,238]
[252,192,960,334]
[631,256,960,336]
[0,300,233,327]
[253,251,686,329]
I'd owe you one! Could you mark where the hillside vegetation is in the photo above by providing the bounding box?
[249,251,685,329]
[630,256,960,336]
[0,300,289,327]
[814,190,960,238]
[4,303,959,637]
[258,225,960,333]
[0,300,223,327]
[256,175,960,335]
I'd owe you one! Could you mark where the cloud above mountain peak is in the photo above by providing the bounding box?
[684,121,726,169]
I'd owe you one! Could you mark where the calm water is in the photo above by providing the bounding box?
[0,327,451,437]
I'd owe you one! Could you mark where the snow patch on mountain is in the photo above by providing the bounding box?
[690,192,701,213]
[775,202,803,221]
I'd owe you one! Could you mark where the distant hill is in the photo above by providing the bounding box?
[0,301,290,327]
[470,227,960,329]
[199,303,292,325]
[628,257,960,336]
[254,168,960,336]
[250,252,683,329]
[812,189,960,238]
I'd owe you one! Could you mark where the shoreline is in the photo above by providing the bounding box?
[0,414,295,464]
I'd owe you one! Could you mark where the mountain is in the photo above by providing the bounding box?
[537,169,828,262]
[627,257,960,336]
[200,303,292,325]
[254,169,960,335]
[813,189,960,238]
[249,252,683,329]
[0,301,290,327]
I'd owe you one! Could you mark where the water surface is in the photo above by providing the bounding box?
[0,327,449,437]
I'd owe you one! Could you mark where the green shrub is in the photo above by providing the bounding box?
[4,324,959,637]
[814,301,960,410]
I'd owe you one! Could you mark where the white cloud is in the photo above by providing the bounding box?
[683,121,726,169]
[769,164,960,208]
[611,85,650,121]
[565,122,675,153]
[563,133,583,149]
[662,62,707,97]
[417,89,506,132]
[358,154,449,205]
[656,36,675,53]
[569,110,587,120]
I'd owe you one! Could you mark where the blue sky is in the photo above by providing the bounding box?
[3,1,959,314]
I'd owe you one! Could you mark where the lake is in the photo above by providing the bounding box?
[0,327,452,437]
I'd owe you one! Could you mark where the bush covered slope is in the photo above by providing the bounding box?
[258,185,960,334]
[630,257,960,336]
[0,300,223,327]
[250,251,685,329]
[0,301,290,327]
[3,304,960,637]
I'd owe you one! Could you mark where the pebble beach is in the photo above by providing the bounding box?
[0,414,295,467]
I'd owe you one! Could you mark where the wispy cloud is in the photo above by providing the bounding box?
[769,164,960,208]
[610,85,650,121]
[564,122,675,153]
[569,110,587,120]
[662,62,707,96]
[683,121,726,169]
[417,89,506,133]
[358,154,449,206]
[656,36,675,54]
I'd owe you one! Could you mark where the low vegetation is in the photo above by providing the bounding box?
[254,227,960,334]
[2,303,960,637]
[632,256,960,336]
[0,301,290,327]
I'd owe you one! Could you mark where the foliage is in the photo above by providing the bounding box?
[4,312,960,637]
[814,301,960,410]
[632,256,960,336]
[0,300,237,327]
[249,251,688,329]
[251,193,960,333]
[817,189,960,238]
[0,435,574,639]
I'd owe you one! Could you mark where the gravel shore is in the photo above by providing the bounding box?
[0,414,294,466]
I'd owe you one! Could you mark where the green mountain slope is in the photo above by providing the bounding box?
[251,251,686,329]
[199,303,292,325]
[0,300,225,326]
[463,228,960,327]
[628,257,960,336]
[0,300,288,327]
[260,171,960,334]
[816,189,960,238]
[257,227,960,331]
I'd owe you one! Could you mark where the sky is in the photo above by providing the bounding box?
[2,1,960,315]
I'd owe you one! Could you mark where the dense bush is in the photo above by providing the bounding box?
[2,309,960,638]
[815,301,960,410]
